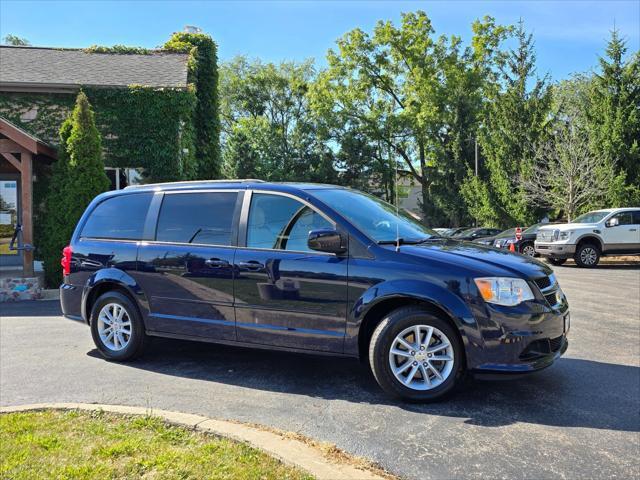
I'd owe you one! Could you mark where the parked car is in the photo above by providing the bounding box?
[440,227,470,237]
[472,229,507,246]
[60,181,569,402]
[535,208,640,267]
[494,224,556,257]
[452,227,503,241]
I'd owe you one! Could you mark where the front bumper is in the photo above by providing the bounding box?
[534,241,576,258]
[467,283,570,375]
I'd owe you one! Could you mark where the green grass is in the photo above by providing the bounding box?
[0,410,314,480]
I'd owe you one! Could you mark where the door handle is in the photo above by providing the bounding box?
[205,258,229,268]
[238,260,264,270]
[629,228,637,232]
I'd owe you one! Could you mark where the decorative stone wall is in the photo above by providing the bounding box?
[0,277,43,302]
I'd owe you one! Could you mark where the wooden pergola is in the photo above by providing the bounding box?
[0,117,57,276]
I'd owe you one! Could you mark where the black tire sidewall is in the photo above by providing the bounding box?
[520,242,535,256]
[369,307,464,402]
[574,244,600,268]
[90,291,145,361]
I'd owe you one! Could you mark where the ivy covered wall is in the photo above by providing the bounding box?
[0,32,221,182]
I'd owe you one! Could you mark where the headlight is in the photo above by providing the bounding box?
[474,277,534,306]
[559,230,572,240]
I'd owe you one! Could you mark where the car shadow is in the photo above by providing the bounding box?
[88,337,640,433]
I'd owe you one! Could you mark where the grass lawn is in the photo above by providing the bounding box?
[0,410,313,480]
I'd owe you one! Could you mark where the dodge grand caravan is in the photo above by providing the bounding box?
[60,180,569,402]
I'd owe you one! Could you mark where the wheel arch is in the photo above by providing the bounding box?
[356,296,469,365]
[575,234,603,252]
[81,270,148,326]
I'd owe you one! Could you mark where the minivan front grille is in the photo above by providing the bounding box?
[534,276,552,291]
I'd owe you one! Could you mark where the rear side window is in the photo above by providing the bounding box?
[633,211,640,224]
[81,193,152,240]
[156,192,237,246]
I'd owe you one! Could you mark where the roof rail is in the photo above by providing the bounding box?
[124,179,266,190]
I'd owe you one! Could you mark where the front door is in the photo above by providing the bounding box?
[234,191,349,353]
[0,176,21,266]
[603,211,640,252]
[135,190,241,340]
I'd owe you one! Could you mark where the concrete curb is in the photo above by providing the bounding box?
[0,403,387,480]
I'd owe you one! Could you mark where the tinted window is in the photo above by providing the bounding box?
[633,211,640,224]
[247,193,332,251]
[611,211,634,226]
[156,192,237,245]
[573,211,609,223]
[81,193,152,240]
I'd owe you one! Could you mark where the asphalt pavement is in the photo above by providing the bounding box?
[1,264,639,479]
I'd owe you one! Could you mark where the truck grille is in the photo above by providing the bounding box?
[537,231,554,242]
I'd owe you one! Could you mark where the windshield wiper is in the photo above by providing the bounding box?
[377,237,436,245]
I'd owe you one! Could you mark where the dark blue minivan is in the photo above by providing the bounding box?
[60,180,569,401]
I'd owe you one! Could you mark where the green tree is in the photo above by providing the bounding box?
[220,57,336,183]
[464,20,552,227]
[586,29,640,206]
[310,11,510,226]
[164,33,221,179]
[40,92,109,286]
[2,34,30,46]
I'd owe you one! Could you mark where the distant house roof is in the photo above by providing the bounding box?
[0,46,189,92]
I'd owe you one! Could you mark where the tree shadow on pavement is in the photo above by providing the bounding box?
[90,337,640,433]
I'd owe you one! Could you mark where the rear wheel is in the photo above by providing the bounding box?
[90,291,147,361]
[546,257,567,266]
[574,243,600,268]
[368,306,464,402]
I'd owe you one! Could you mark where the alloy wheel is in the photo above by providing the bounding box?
[580,247,598,265]
[388,325,455,391]
[97,303,132,351]
[522,245,535,256]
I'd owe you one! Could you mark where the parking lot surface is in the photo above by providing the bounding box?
[1,265,639,479]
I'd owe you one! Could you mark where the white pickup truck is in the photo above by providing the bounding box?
[534,208,640,267]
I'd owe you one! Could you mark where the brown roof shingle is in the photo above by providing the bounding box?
[0,46,189,90]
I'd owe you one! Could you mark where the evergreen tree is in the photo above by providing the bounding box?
[40,92,109,286]
[587,29,640,206]
[463,21,552,227]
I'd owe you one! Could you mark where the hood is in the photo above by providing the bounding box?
[389,239,552,280]
[538,223,594,232]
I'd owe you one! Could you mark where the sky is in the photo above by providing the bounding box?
[1,1,639,81]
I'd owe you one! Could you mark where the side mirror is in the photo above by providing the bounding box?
[308,229,347,255]
[606,217,619,228]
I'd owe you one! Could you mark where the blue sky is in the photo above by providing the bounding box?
[1,1,638,81]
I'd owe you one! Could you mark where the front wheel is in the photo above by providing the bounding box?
[369,306,464,402]
[90,291,147,361]
[520,242,536,257]
[574,244,600,268]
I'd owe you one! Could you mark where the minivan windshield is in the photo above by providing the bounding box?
[312,188,438,243]
[572,211,609,224]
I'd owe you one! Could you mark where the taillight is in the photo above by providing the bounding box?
[61,245,72,276]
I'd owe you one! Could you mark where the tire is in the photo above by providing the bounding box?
[546,257,567,266]
[574,243,600,268]
[90,291,147,361]
[368,306,464,402]
[520,242,536,257]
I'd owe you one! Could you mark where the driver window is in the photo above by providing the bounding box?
[611,212,633,226]
[246,193,331,251]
